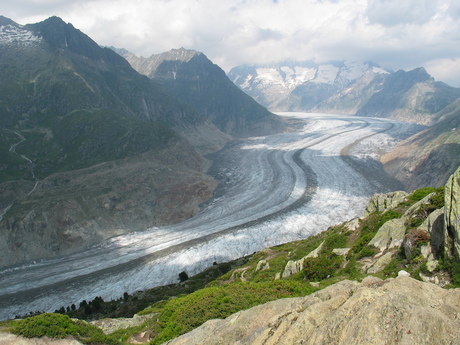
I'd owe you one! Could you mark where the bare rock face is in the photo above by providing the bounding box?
[445,166,460,259]
[369,218,406,252]
[363,191,408,217]
[164,276,460,345]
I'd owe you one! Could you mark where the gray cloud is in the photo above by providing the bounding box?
[366,0,438,27]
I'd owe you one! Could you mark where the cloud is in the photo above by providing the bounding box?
[366,0,438,27]
[425,58,460,87]
[1,0,459,85]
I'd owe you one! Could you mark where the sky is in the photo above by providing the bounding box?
[2,0,460,86]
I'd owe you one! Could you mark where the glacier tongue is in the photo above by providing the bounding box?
[0,113,418,320]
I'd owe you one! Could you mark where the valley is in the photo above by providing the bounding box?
[0,112,420,320]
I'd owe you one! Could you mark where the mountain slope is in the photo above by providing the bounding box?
[116,47,284,136]
[0,17,225,267]
[382,98,460,190]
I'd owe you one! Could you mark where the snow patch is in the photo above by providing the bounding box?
[0,24,41,46]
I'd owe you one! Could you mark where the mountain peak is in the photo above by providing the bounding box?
[159,47,201,62]
[114,47,203,78]
[0,15,17,27]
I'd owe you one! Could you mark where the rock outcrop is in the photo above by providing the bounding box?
[368,218,406,252]
[363,191,408,217]
[164,276,460,345]
[445,166,460,259]
[281,241,324,278]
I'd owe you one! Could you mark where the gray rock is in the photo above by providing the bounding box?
[281,241,325,278]
[282,260,303,278]
[419,208,444,257]
[306,241,324,258]
[0,333,83,344]
[255,260,270,272]
[445,166,460,260]
[368,218,406,252]
[344,218,360,231]
[90,313,155,334]
[363,191,408,217]
[397,270,410,277]
[367,252,393,274]
[332,248,351,256]
[426,260,439,273]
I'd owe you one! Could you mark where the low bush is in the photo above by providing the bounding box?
[9,313,119,345]
[303,255,343,281]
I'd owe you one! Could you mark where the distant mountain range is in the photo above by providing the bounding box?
[0,16,280,268]
[229,61,460,125]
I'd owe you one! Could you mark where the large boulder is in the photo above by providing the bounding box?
[419,208,444,257]
[369,218,406,252]
[445,166,460,260]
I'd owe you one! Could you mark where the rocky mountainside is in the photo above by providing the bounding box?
[382,99,460,191]
[229,61,460,125]
[0,16,278,268]
[116,47,284,136]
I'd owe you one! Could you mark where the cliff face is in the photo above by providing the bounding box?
[164,276,460,345]
[445,166,460,260]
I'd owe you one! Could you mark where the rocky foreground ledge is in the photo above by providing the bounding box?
[165,275,460,345]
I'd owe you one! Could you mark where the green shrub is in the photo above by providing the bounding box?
[341,258,361,280]
[356,245,378,259]
[322,233,348,252]
[10,313,78,339]
[10,313,119,344]
[430,187,445,209]
[303,255,343,281]
[440,258,460,287]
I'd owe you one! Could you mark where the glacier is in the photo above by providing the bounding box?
[0,113,419,320]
